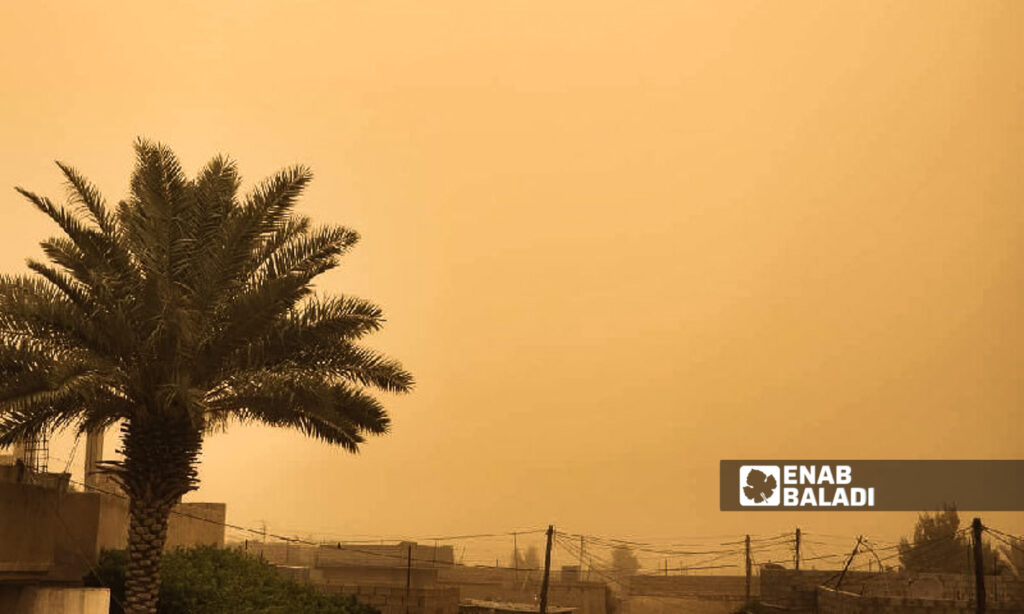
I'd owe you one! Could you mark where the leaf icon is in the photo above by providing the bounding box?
[744,469,777,503]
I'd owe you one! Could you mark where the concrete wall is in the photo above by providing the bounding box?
[0,482,123,582]
[759,567,878,612]
[817,586,1024,614]
[623,574,752,614]
[313,565,441,588]
[95,493,130,553]
[0,482,57,574]
[624,594,745,614]
[438,566,607,614]
[253,542,461,614]
[90,494,226,553]
[321,584,461,614]
[628,574,756,599]
[0,465,70,490]
[454,580,605,614]
[166,502,227,549]
[254,543,605,614]
[761,568,1024,613]
[51,490,226,561]
[0,586,109,614]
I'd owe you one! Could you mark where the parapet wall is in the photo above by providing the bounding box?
[69,492,226,555]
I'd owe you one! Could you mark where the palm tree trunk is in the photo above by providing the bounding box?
[124,496,173,614]
[111,417,203,614]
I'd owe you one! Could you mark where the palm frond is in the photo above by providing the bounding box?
[0,275,108,356]
[244,165,314,234]
[209,370,389,450]
[26,259,94,313]
[5,140,410,486]
[246,224,358,289]
[193,166,314,301]
[56,161,116,234]
[0,359,117,445]
[120,139,191,285]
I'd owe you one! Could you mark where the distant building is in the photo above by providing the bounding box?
[243,540,610,614]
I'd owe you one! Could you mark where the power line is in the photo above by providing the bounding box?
[63,476,549,568]
[62,433,81,475]
[557,533,782,558]
[984,528,1024,556]
[44,480,1022,581]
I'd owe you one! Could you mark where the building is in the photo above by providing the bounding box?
[243,541,611,614]
[0,430,227,614]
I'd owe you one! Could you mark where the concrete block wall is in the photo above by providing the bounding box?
[759,568,876,610]
[886,573,1024,602]
[817,586,1024,614]
[323,584,461,614]
[314,564,440,589]
[760,569,1024,614]
[624,594,745,614]
[437,567,541,585]
[628,574,756,599]
[623,576,755,614]
[245,541,318,566]
[437,566,607,614]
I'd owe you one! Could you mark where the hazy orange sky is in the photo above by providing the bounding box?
[1,1,1021,569]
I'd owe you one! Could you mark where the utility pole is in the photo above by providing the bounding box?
[972,518,986,614]
[406,543,412,596]
[835,536,862,591]
[513,532,519,574]
[745,535,751,604]
[539,525,554,614]
[993,544,1000,602]
[794,528,801,571]
[579,535,585,580]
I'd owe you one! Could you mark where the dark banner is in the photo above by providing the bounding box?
[720,460,1024,511]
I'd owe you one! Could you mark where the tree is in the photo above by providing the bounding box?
[897,505,998,573]
[511,545,541,570]
[85,546,379,614]
[0,140,412,613]
[604,544,640,592]
[995,534,1024,577]
[609,544,640,576]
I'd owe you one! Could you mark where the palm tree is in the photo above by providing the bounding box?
[0,139,413,614]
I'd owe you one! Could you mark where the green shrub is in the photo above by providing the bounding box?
[84,546,379,614]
